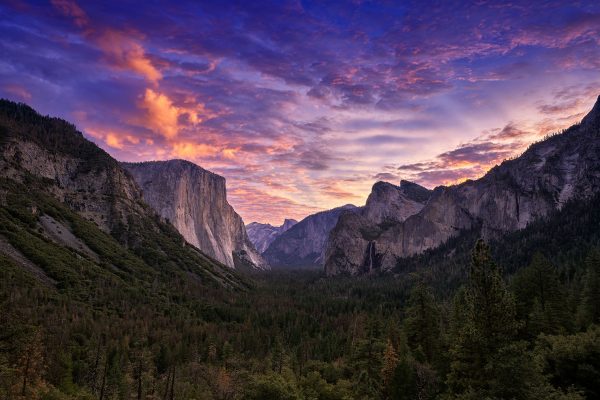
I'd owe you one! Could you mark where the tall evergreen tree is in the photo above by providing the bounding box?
[512,252,570,336]
[403,282,440,364]
[577,249,600,328]
[447,240,526,398]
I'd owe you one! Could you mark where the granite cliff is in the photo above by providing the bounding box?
[263,205,357,268]
[325,96,600,275]
[123,160,267,270]
[0,99,244,288]
[324,180,432,275]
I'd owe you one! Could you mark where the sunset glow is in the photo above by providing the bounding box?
[1,1,599,224]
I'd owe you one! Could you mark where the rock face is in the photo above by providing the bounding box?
[0,99,242,289]
[325,95,600,275]
[0,105,144,235]
[263,205,357,268]
[123,160,267,270]
[324,181,432,275]
[246,219,298,253]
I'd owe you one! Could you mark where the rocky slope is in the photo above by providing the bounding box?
[263,205,357,268]
[246,219,297,253]
[122,160,267,270]
[0,99,245,289]
[324,181,432,275]
[325,95,600,275]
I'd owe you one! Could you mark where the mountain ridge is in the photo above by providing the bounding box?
[263,204,357,268]
[324,95,600,275]
[0,99,246,289]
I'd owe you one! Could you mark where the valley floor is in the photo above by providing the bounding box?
[2,242,600,399]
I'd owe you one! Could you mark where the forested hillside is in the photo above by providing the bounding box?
[2,234,599,399]
[1,100,599,399]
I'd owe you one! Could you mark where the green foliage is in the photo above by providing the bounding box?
[242,372,302,400]
[1,97,599,398]
[535,325,600,399]
[577,250,600,327]
[403,282,441,364]
[447,240,527,399]
[512,253,570,336]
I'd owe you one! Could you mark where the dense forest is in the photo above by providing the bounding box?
[1,100,599,399]
[1,228,599,399]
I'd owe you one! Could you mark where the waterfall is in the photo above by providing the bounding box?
[368,241,375,272]
[363,241,376,273]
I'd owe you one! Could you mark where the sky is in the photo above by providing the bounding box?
[1,0,600,225]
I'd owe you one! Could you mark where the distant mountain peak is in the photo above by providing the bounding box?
[246,218,298,254]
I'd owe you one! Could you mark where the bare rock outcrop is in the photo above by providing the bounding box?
[325,95,600,275]
[324,180,432,275]
[263,204,357,268]
[123,160,267,270]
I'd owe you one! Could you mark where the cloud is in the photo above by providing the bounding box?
[1,84,32,101]
[51,0,161,83]
[4,0,600,224]
[537,83,600,115]
[170,141,219,158]
[355,134,424,145]
[438,141,518,166]
[318,181,362,200]
[373,172,399,182]
[487,123,531,140]
[139,89,180,138]
[397,137,525,187]
[105,132,140,149]
[50,0,89,28]
[96,30,162,82]
[227,187,324,225]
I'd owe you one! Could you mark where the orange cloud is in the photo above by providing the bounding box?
[139,88,215,139]
[171,142,219,158]
[222,147,238,159]
[96,30,162,83]
[169,141,240,162]
[140,89,180,138]
[105,132,140,149]
[52,0,161,83]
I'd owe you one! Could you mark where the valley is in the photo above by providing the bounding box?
[1,98,599,399]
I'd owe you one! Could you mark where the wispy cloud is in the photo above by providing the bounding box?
[1,0,599,224]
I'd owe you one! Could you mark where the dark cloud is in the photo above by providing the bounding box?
[373,172,399,182]
[2,0,600,223]
[487,123,530,140]
[397,138,524,187]
[438,141,517,165]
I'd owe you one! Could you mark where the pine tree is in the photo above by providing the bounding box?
[447,240,526,399]
[403,282,440,364]
[388,356,417,400]
[577,249,600,328]
[16,328,45,398]
[350,321,385,399]
[512,252,570,336]
[271,336,285,374]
